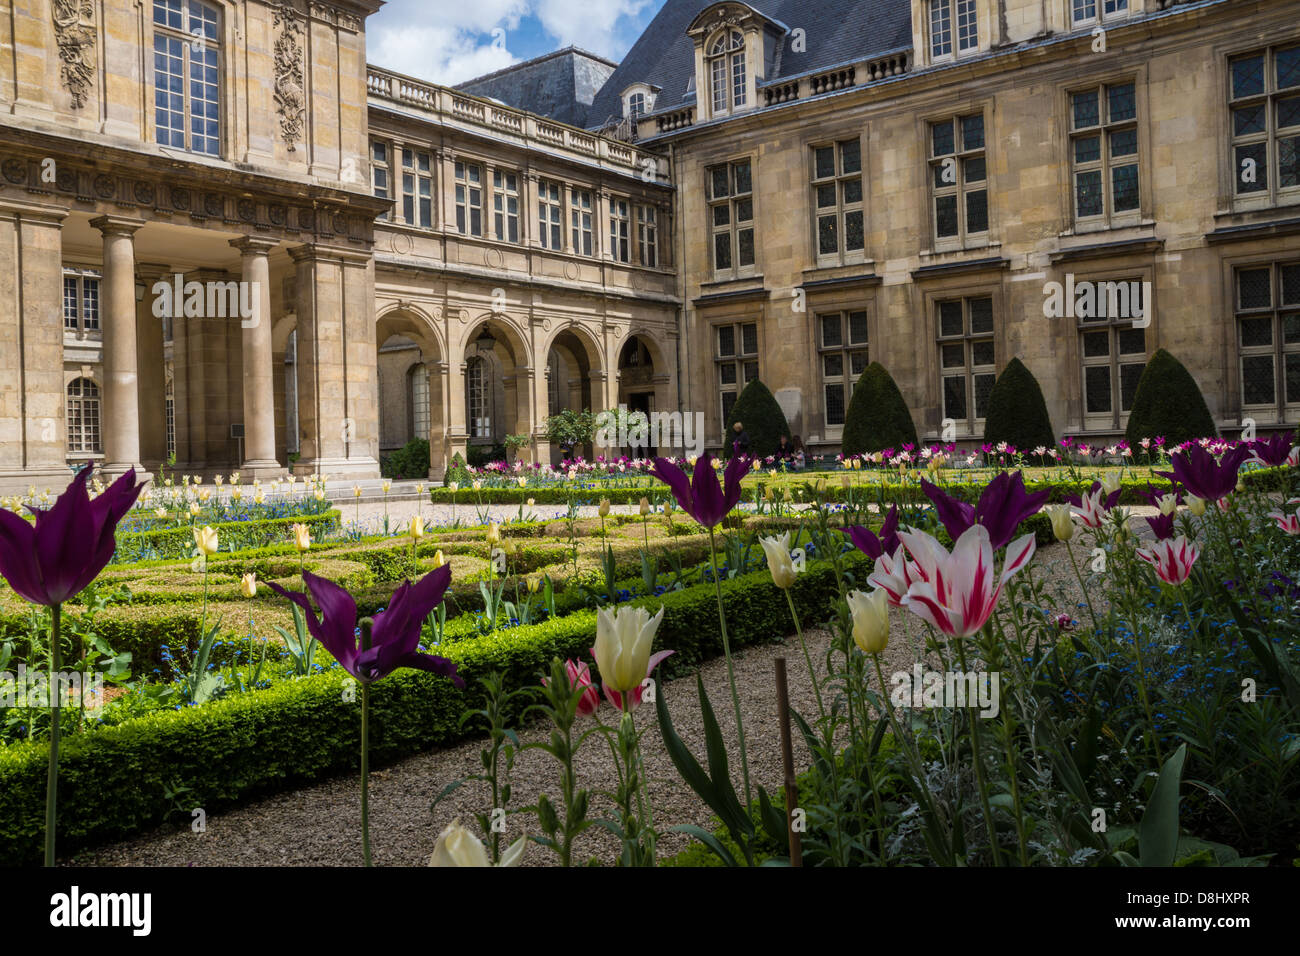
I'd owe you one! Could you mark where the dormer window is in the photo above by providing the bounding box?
[629,93,646,118]
[709,29,747,114]
[930,0,978,61]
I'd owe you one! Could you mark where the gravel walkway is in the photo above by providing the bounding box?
[67,538,1098,868]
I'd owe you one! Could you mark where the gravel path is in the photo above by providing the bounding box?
[67,539,1098,867]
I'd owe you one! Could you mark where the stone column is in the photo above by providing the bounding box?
[231,237,282,477]
[91,216,148,481]
[135,263,171,470]
[447,356,469,471]
[0,199,70,493]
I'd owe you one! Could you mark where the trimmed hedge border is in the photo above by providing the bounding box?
[0,553,870,864]
[113,511,341,562]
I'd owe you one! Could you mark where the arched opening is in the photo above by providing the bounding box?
[543,326,603,464]
[459,317,531,467]
[374,307,445,478]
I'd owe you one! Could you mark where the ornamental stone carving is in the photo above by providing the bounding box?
[273,3,306,151]
[52,0,96,109]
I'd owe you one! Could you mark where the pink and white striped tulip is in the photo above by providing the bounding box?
[894,525,1037,638]
[1071,487,1110,529]
[1135,536,1200,586]
[1267,505,1300,535]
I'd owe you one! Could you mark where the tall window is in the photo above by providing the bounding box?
[930,0,977,60]
[609,198,631,263]
[812,140,865,258]
[165,366,176,460]
[371,141,391,219]
[628,92,646,118]
[708,160,755,274]
[938,296,996,433]
[410,364,430,441]
[62,269,100,334]
[1071,0,1127,26]
[67,378,101,454]
[715,321,759,428]
[1070,81,1140,223]
[1236,261,1300,421]
[548,353,562,416]
[455,161,483,237]
[1229,44,1300,202]
[819,311,869,427]
[637,205,658,267]
[931,113,987,243]
[153,0,220,156]
[493,170,519,242]
[538,180,563,250]
[571,189,594,255]
[1078,279,1147,428]
[708,30,746,115]
[466,357,491,438]
[402,149,432,228]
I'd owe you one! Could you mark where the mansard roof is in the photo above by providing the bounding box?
[456,46,618,128]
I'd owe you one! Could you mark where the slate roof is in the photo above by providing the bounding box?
[457,47,618,128]
[585,0,914,129]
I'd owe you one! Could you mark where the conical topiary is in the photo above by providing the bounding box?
[725,378,792,458]
[841,362,919,455]
[983,357,1056,453]
[1124,348,1217,446]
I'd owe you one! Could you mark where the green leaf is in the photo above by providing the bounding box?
[696,675,750,839]
[1139,743,1187,867]
[757,785,787,847]
[670,824,739,867]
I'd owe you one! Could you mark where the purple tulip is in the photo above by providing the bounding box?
[0,465,145,606]
[843,504,902,559]
[922,471,1049,550]
[651,449,752,529]
[1066,480,1122,511]
[1248,433,1294,468]
[268,566,462,686]
[1156,443,1251,502]
[1145,512,1177,541]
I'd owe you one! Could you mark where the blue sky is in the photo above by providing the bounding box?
[368,0,668,86]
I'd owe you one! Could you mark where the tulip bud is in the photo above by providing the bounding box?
[155,507,167,519]
[1157,494,1178,516]
[848,589,889,655]
[664,500,675,516]
[416,483,425,495]
[240,573,257,598]
[408,514,424,540]
[759,533,796,589]
[449,481,460,493]
[189,502,201,517]
[1100,472,1121,495]
[639,497,650,516]
[594,604,666,694]
[527,575,540,594]
[473,480,483,491]
[517,477,527,487]
[428,820,526,867]
[1046,504,1074,542]
[527,497,535,507]
[433,549,446,569]
[502,537,517,556]
[382,480,392,493]
[353,485,363,498]
[486,522,501,546]
[598,498,611,517]
[292,522,312,552]
[194,525,219,557]
[1187,495,1207,516]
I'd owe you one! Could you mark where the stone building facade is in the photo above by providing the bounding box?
[1,0,1297,492]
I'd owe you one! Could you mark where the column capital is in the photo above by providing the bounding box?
[136,262,174,280]
[230,236,280,255]
[90,215,144,237]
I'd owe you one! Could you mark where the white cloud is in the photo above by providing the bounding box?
[532,0,653,55]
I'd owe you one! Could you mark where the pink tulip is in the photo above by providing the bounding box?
[1267,506,1300,535]
[1070,486,1111,529]
[894,525,1036,638]
[867,545,924,607]
[543,659,601,717]
[1136,536,1200,586]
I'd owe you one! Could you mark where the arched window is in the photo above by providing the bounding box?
[628,92,646,119]
[466,357,492,438]
[153,0,221,156]
[708,30,746,115]
[67,378,101,454]
[409,363,430,441]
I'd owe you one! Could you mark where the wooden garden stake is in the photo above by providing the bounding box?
[774,657,802,867]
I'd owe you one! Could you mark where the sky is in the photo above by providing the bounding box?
[367,0,669,86]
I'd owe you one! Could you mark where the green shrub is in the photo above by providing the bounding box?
[983,357,1056,454]
[724,379,791,458]
[382,438,430,480]
[468,444,506,468]
[112,511,340,563]
[445,453,471,485]
[841,363,918,455]
[1125,349,1217,446]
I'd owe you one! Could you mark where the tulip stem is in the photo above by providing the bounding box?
[45,602,62,868]
[708,527,752,809]
[360,619,373,867]
[783,589,824,721]
[956,635,1001,867]
[1064,539,1099,635]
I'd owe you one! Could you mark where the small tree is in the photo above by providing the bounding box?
[841,363,919,455]
[544,409,596,457]
[724,378,792,457]
[983,357,1056,453]
[1125,348,1217,447]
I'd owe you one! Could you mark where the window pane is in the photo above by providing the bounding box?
[1236,142,1268,194]
[1083,330,1110,357]
[1283,264,1300,304]
[971,339,995,367]
[1240,316,1273,347]
[1238,268,1272,309]
[1285,313,1300,343]
[1287,352,1300,404]
[1278,95,1300,130]
[1074,135,1101,164]
[722,391,738,422]
[1277,46,1300,91]
[939,301,964,337]
[840,139,862,174]
[1109,128,1138,157]
[818,216,838,255]
[1119,362,1144,411]
[842,179,864,204]
[845,210,864,251]
[942,343,965,368]
[966,189,988,233]
[1107,82,1136,122]
[713,204,731,227]
[1085,365,1112,413]
[826,384,846,426]
[1234,105,1267,136]
[1242,354,1275,405]
[816,184,837,208]
[963,156,986,182]
[1280,135,1300,188]
[1232,55,1265,99]
[969,297,994,334]
[973,372,995,418]
[733,162,752,194]
[936,194,959,237]
[1072,90,1100,129]
[1112,164,1139,212]
[850,351,869,376]
[943,375,967,419]
[711,166,729,198]
[821,313,843,347]
[1076,169,1103,217]
[720,363,737,385]
[823,353,843,377]
[738,228,755,267]
[1118,327,1146,355]
[848,311,869,344]
[814,147,835,179]
[931,120,955,157]
[742,324,758,354]
[714,233,732,270]
[744,360,758,382]
[718,325,736,356]
[961,114,984,151]
[735,198,753,223]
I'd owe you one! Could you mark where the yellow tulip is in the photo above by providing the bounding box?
[1046,504,1074,543]
[639,497,650,516]
[598,498,610,517]
[428,820,525,867]
[154,507,167,519]
[527,575,540,594]
[1187,495,1207,516]
[848,589,889,654]
[188,502,201,517]
[486,522,501,546]
[593,604,666,694]
[448,481,460,493]
[292,522,312,552]
[239,573,257,598]
[759,533,796,589]
[526,497,535,507]
[432,549,446,569]
[353,485,363,498]
[1100,472,1121,495]
[409,514,424,540]
[194,525,219,557]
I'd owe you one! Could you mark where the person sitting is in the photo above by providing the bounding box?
[776,434,793,462]
[791,435,806,470]
[732,420,750,457]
